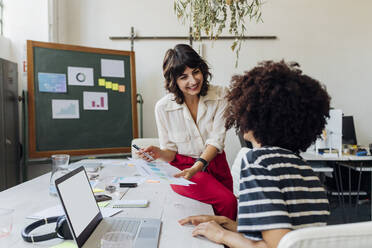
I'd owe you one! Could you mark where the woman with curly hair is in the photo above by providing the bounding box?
[136,44,237,220]
[179,60,331,248]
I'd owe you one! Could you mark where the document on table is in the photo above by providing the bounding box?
[111,176,146,185]
[27,205,121,220]
[129,159,195,186]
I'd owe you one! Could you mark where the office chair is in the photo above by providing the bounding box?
[237,131,253,148]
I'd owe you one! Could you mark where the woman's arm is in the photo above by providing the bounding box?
[179,215,237,232]
[174,144,218,179]
[192,221,268,248]
[192,221,289,248]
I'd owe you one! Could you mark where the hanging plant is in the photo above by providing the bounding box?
[174,0,263,64]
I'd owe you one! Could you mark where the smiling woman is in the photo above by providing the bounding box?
[135,44,237,220]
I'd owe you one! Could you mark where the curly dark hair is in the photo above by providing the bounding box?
[162,44,211,104]
[225,60,331,153]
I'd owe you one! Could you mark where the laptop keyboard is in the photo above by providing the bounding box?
[104,219,141,236]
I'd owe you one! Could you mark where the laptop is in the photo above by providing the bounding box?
[55,166,161,248]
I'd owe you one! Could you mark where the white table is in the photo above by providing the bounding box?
[301,152,372,221]
[0,160,222,248]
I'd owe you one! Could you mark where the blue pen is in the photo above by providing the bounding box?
[132,144,155,160]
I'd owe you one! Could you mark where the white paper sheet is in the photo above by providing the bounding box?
[27,205,121,220]
[83,91,108,110]
[112,176,146,185]
[101,59,125,78]
[68,66,94,86]
[129,159,195,186]
[52,99,80,119]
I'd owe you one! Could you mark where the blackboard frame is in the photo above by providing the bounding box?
[27,40,138,158]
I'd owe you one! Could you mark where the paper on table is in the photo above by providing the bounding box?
[112,176,146,185]
[27,205,121,219]
[111,200,149,208]
[50,240,77,248]
[129,159,195,186]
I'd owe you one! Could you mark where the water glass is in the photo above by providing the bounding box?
[50,154,70,195]
[0,208,14,238]
[101,231,134,248]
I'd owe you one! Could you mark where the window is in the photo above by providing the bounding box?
[0,0,3,35]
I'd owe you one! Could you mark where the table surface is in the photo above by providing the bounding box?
[0,160,222,248]
[301,152,372,162]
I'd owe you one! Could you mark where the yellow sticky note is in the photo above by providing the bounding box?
[127,163,134,167]
[105,81,112,89]
[93,188,104,193]
[98,78,106,86]
[112,83,119,91]
[50,240,77,248]
[118,85,126,92]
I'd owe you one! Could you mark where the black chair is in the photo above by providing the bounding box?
[238,131,253,148]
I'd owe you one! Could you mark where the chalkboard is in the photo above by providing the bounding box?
[27,40,138,158]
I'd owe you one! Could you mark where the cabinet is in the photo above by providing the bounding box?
[0,58,20,191]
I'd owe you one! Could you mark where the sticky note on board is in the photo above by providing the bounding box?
[112,83,119,91]
[118,85,125,92]
[105,81,112,89]
[98,78,106,86]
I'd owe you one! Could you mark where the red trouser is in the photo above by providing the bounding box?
[170,151,237,220]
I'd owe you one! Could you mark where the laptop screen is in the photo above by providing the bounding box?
[56,167,102,246]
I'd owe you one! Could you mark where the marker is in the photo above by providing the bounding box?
[132,144,155,160]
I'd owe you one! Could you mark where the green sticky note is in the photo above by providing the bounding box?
[98,201,110,207]
[50,240,77,248]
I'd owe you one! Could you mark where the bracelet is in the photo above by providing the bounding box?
[196,158,209,171]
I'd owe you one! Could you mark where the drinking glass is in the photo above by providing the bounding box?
[101,231,134,248]
[49,154,70,195]
[0,208,14,238]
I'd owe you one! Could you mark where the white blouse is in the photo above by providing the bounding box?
[154,85,228,158]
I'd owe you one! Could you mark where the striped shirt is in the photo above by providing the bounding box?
[237,147,330,240]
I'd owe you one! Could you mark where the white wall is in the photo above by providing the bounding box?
[58,0,372,164]
[0,35,12,61]
[4,0,371,165]
[2,0,49,93]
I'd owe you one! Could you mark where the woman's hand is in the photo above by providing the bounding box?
[135,146,161,162]
[192,221,226,244]
[173,167,199,180]
[174,161,203,180]
[179,215,236,231]
[179,215,220,226]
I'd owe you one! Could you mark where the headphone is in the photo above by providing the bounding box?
[22,215,73,243]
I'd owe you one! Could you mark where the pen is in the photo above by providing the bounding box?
[132,144,155,160]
